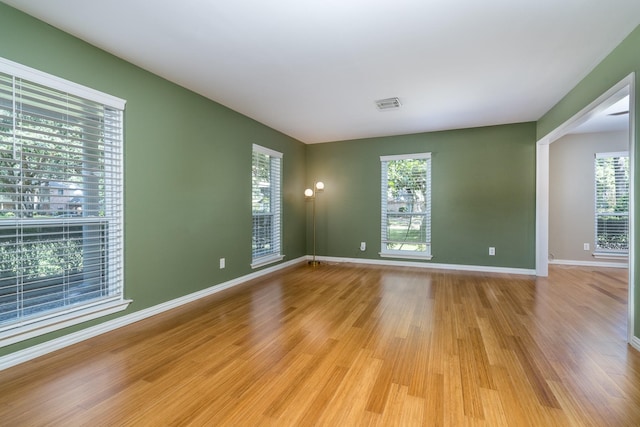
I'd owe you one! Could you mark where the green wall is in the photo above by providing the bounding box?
[0,3,307,356]
[538,24,640,339]
[306,123,537,269]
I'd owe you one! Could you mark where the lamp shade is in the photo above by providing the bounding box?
[304,188,314,197]
[315,181,325,191]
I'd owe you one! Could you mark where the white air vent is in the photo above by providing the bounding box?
[375,97,401,111]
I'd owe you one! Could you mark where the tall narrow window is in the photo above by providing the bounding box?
[252,144,283,268]
[595,151,629,255]
[381,153,432,259]
[0,57,128,346]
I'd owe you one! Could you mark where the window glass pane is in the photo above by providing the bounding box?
[381,155,431,256]
[0,221,108,323]
[252,146,281,263]
[386,158,427,213]
[595,154,629,252]
[252,214,274,259]
[252,152,271,214]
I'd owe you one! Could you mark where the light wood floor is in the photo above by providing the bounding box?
[0,263,639,426]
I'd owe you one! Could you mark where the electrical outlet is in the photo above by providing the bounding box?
[489,247,495,256]
[583,243,590,251]
[220,258,225,269]
[360,241,366,251]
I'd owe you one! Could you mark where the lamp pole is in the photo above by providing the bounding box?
[305,181,324,266]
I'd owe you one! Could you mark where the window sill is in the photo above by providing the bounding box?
[251,254,285,269]
[593,252,628,260]
[379,252,433,261]
[0,298,132,348]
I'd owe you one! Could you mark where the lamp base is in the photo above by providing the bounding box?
[308,260,321,267]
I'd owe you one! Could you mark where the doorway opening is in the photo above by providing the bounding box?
[535,73,636,345]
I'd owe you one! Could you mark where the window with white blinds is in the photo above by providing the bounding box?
[0,57,128,346]
[380,153,432,259]
[595,151,629,254]
[251,144,283,268]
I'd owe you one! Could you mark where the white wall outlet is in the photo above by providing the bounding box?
[583,243,590,251]
[360,241,366,251]
[489,247,495,256]
[219,258,225,269]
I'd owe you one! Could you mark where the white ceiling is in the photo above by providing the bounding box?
[3,0,640,144]
[570,94,630,135]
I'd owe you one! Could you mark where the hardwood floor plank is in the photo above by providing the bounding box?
[509,335,562,409]
[443,354,467,425]
[296,365,349,426]
[424,372,445,426]
[458,336,486,420]
[468,326,496,390]
[480,387,510,427]
[0,263,639,425]
[491,364,541,427]
[262,337,338,418]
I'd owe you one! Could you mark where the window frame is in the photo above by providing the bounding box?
[380,152,432,260]
[251,144,284,268]
[594,151,629,257]
[0,57,129,347]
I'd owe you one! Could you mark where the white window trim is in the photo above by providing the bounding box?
[0,57,129,348]
[251,144,283,269]
[0,299,130,347]
[253,144,282,160]
[0,57,125,109]
[380,152,431,162]
[593,252,628,260]
[380,152,432,260]
[596,151,628,159]
[379,251,433,261]
[251,254,285,269]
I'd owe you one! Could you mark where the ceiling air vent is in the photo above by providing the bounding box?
[375,97,401,111]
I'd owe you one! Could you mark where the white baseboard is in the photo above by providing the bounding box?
[308,255,536,276]
[631,336,640,353]
[549,259,628,268]
[0,256,306,371]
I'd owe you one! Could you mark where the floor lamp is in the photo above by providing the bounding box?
[304,181,324,266]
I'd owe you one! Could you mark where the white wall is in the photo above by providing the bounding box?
[549,130,628,265]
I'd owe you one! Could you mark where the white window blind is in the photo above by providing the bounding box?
[380,153,432,259]
[251,144,283,268]
[0,57,127,346]
[595,151,629,254]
